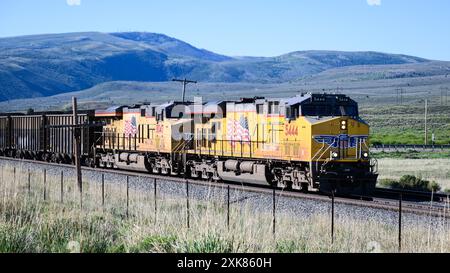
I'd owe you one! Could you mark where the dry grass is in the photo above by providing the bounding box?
[1,163,450,253]
[377,158,450,191]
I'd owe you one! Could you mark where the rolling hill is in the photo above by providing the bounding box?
[0,31,442,102]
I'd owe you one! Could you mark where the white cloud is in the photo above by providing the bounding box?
[367,0,381,6]
[67,0,81,6]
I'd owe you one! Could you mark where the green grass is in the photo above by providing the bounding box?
[370,128,450,145]
[361,104,450,145]
[0,202,122,253]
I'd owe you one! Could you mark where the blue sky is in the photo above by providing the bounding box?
[1,0,449,60]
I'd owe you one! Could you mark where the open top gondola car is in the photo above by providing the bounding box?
[0,111,101,164]
[0,116,11,156]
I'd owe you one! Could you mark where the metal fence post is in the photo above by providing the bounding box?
[272,188,276,236]
[126,176,129,218]
[399,193,402,252]
[331,189,335,244]
[186,179,190,229]
[0,165,3,196]
[227,185,230,230]
[27,169,31,194]
[101,173,105,207]
[154,178,157,221]
[43,169,47,201]
[60,170,64,203]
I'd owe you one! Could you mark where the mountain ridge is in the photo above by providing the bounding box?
[0,31,442,102]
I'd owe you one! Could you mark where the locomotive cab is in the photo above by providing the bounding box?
[302,94,377,196]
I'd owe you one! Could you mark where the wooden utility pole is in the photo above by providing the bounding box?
[172,78,197,103]
[72,97,83,208]
[401,88,404,105]
[442,87,449,106]
[424,99,428,145]
[395,88,404,105]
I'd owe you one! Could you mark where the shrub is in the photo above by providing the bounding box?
[378,178,400,189]
[379,175,441,192]
[370,140,382,146]
[429,181,441,193]
[398,175,428,190]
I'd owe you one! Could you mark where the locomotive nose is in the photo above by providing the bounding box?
[311,117,370,161]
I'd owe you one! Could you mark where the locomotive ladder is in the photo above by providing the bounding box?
[171,133,194,175]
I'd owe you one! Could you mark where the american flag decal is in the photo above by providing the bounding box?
[124,116,138,137]
[227,115,250,146]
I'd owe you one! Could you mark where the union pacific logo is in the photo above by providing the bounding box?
[313,134,368,148]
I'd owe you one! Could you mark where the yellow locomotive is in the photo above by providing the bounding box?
[95,93,378,196]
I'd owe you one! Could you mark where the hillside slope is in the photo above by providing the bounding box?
[0,31,437,101]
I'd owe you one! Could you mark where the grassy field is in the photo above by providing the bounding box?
[376,158,450,191]
[373,150,450,159]
[1,163,450,253]
[360,104,450,145]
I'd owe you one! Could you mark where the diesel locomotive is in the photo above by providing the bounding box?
[0,93,378,196]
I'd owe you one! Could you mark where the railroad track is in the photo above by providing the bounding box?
[0,156,449,218]
[374,187,449,202]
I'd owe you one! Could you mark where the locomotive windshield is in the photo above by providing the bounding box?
[301,104,358,117]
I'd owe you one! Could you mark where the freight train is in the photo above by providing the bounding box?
[0,93,378,196]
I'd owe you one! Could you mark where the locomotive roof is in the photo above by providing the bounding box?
[94,93,356,115]
[284,94,312,105]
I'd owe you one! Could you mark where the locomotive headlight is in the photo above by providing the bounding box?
[340,120,347,130]
[362,152,369,158]
[332,152,339,158]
